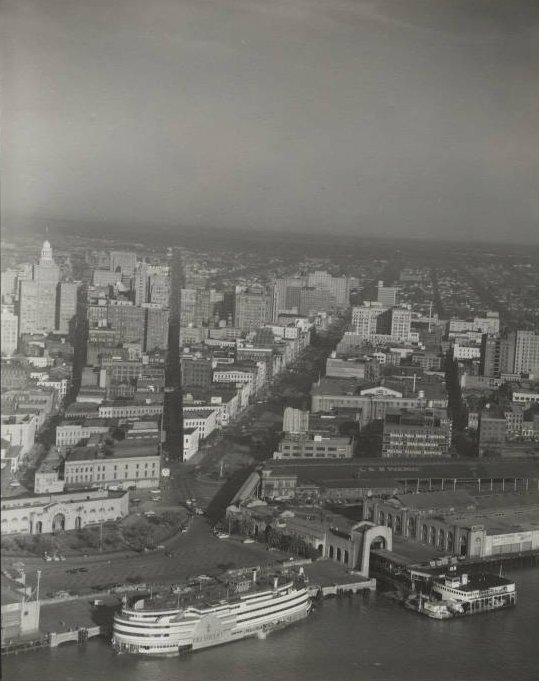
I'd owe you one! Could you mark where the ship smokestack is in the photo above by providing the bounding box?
[252,568,258,583]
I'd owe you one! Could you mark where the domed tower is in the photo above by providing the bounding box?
[40,239,53,264]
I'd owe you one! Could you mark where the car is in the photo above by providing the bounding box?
[78,567,88,573]
[216,533,229,539]
[242,538,255,544]
[66,568,77,574]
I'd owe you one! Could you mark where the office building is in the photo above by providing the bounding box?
[234,287,272,332]
[513,330,539,377]
[351,303,388,337]
[1,307,18,356]
[273,432,354,460]
[182,356,213,388]
[64,439,161,489]
[18,241,60,336]
[382,411,452,458]
[144,307,169,352]
[110,251,137,277]
[56,282,79,334]
[390,307,412,338]
[377,281,398,306]
[298,287,331,316]
[108,304,145,343]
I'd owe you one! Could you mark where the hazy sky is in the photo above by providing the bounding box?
[2,0,539,243]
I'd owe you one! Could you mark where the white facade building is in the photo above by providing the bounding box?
[1,307,18,356]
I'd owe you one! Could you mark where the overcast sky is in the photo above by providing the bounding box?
[2,0,538,243]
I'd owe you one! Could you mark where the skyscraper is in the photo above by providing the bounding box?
[18,240,60,336]
[513,330,539,377]
[234,287,272,331]
[110,251,137,277]
[56,282,79,334]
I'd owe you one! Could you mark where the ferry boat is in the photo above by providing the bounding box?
[112,567,311,656]
[431,572,517,615]
[404,571,516,620]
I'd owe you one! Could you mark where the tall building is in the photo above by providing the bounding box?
[480,334,514,378]
[134,263,149,305]
[351,303,388,336]
[181,356,213,388]
[180,288,197,326]
[56,282,79,334]
[194,289,214,326]
[377,281,398,306]
[110,251,137,277]
[18,240,60,336]
[234,287,272,332]
[1,306,18,356]
[33,240,60,286]
[513,330,539,377]
[108,304,145,343]
[390,307,412,339]
[298,287,331,316]
[149,270,170,308]
[144,307,169,352]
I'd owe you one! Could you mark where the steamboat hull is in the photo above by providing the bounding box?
[112,581,311,657]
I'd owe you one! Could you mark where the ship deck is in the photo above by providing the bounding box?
[438,573,513,592]
[126,571,299,612]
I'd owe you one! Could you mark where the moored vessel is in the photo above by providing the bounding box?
[404,571,516,620]
[112,567,311,656]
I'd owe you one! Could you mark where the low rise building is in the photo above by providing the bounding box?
[273,432,354,460]
[363,491,539,559]
[1,489,129,535]
[63,439,160,490]
[98,398,163,419]
[55,419,111,447]
[382,410,452,458]
[0,414,38,455]
[183,407,220,440]
[183,427,200,462]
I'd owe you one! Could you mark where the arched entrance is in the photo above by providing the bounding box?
[75,516,82,530]
[370,535,386,550]
[421,524,428,542]
[429,526,436,545]
[447,532,454,552]
[378,511,385,525]
[52,513,65,532]
[336,548,342,562]
[35,521,43,534]
[394,516,402,535]
[359,525,393,577]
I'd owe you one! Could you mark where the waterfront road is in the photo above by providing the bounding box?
[4,519,289,596]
